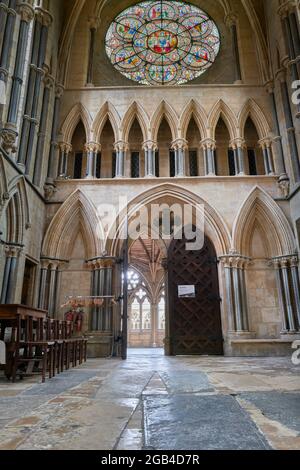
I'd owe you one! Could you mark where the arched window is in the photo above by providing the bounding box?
[129,288,151,331]
[158,295,165,330]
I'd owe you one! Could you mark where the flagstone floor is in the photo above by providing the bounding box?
[0,349,299,450]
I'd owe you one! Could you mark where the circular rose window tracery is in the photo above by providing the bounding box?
[105,1,221,86]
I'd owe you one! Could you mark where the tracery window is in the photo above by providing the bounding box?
[105,1,220,86]
[129,288,152,330]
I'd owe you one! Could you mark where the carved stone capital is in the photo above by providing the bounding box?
[5,245,22,258]
[142,140,158,152]
[85,141,101,153]
[200,138,216,151]
[0,128,18,153]
[114,140,128,152]
[230,138,246,150]
[224,12,238,28]
[171,138,188,151]
[44,183,57,201]
[59,142,72,154]
[278,0,297,18]
[17,2,34,23]
[35,7,53,27]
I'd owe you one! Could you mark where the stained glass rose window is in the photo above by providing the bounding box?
[105,1,221,86]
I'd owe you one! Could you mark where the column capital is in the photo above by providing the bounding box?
[49,261,59,271]
[35,6,53,27]
[200,138,216,151]
[59,142,72,154]
[219,253,251,268]
[258,137,272,149]
[264,80,275,94]
[114,140,128,152]
[55,83,64,98]
[0,128,18,153]
[5,245,22,258]
[143,140,158,151]
[171,138,188,151]
[40,259,51,270]
[224,12,238,28]
[230,138,246,149]
[88,16,100,29]
[85,141,101,153]
[278,0,297,18]
[17,2,34,22]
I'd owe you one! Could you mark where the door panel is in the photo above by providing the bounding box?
[168,235,223,355]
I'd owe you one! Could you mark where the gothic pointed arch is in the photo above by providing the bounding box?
[42,189,104,260]
[179,99,208,140]
[208,99,238,141]
[1,176,31,244]
[0,157,8,212]
[238,99,271,140]
[61,103,92,144]
[150,101,179,142]
[93,101,121,143]
[232,186,295,257]
[121,101,150,142]
[106,183,231,257]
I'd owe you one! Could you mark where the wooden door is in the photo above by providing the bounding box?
[168,234,223,355]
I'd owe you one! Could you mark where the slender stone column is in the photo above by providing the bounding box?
[143,140,157,177]
[281,258,297,332]
[0,1,17,117]
[33,72,54,186]
[259,138,275,175]
[114,140,127,178]
[290,256,300,329]
[278,69,300,181]
[48,262,58,318]
[225,13,242,82]
[21,9,52,174]
[161,258,171,355]
[278,2,300,89]
[58,142,72,178]
[220,254,250,333]
[46,84,64,184]
[220,257,235,332]
[38,260,49,310]
[103,260,113,332]
[86,17,99,86]
[1,245,21,304]
[201,139,216,176]
[230,138,246,175]
[6,3,34,127]
[85,142,101,179]
[171,139,188,177]
[273,259,289,332]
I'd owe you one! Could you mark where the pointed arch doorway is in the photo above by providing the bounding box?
[167,234,223,356]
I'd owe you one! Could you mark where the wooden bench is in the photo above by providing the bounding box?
[0,305,88,383]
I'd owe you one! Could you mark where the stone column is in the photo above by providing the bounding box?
[85,142,101,179]
[47,261,58,318]
[103,259,113,332]
[33,72,54,186]
[201,139,216,176]
[172,139,187,177]
[143,140,157,177]
[273,259,289,333]
[220,257,235,332]
[279,2,300,91]
[58,142,72,178]
[259,138,275,175]
[38,259,49,310]
[281,257,297,332]
[5,3,34,129]
[290,256,300,329]
[265,82,290,195]
[0,0,17,120]
[230,138,246,175]
[161,258,170,355]
[225,13,242,83]
[86,17,98,86]
[46,83,64,185]
[220,253,250,333]
[278,69,300,182]
[0,245,21,304]
[20,8,52,174]
[114,140,127,178]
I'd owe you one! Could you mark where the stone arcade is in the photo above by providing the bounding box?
[0,0,300,359]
